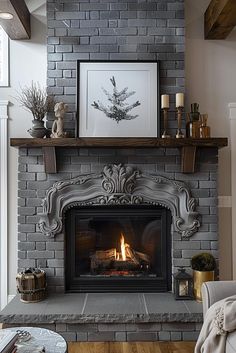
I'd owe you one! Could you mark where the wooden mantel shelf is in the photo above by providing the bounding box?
[10,137,228,174]
[10,137,227,148]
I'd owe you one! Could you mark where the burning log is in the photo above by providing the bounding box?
[93,248,116,260]
[134,251,150,264]
[90,248,116,273]
[90,249,150,273]
[113,260,139,271]
[90,233,150,274]
[126,246,140,265]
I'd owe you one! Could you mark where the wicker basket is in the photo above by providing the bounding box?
[16,268,47,303]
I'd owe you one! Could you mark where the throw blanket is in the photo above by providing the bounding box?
[195,295,236,353]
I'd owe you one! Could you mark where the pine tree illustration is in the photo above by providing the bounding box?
[91,76,141,123]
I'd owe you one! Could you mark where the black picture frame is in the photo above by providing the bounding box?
[75,60,161,138]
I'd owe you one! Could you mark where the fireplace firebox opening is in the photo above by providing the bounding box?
[65,206,172,292]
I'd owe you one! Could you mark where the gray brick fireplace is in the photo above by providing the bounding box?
[10,146,217,341]
[18,147,218,293]
[1,0,220,342]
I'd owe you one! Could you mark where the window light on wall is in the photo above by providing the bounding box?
[0,26,9,87]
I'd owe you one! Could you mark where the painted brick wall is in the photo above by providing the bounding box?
[3,322,201,342]
[46,0,185,136]
[17,0,218,295]
[17,147,218,293]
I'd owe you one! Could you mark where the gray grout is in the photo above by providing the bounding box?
[81,293,88,315]
[142,294,149,315]
[183,300,191,314]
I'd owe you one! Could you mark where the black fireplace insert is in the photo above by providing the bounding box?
[65,206,171,292]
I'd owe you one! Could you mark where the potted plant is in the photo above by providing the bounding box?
[16,82,54,138]
[191,252,216,302]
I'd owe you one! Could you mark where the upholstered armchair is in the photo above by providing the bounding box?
[202,281,236,353]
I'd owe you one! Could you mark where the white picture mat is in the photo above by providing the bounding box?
[79,62,157,137]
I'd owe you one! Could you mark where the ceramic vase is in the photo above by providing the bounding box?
[28,120,48,138]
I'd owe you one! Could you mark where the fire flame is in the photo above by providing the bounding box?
[115,233,130,261]
[120,233,126,261]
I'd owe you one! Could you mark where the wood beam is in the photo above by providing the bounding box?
[205,0,236,39]
[9,137,228,148]
[0,0,30,39]
[42,147,57,174]
[181,146,197,173]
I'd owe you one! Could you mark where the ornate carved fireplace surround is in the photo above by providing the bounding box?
[39,163,200,293]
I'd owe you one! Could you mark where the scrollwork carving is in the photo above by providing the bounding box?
[102,164,140,194]
[38,164,200,238]
[98,194,143,205]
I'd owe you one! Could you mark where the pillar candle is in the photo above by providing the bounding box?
[176,93,184,107]
[161,95,169,109]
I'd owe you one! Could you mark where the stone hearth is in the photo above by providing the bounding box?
[0,293,202,342]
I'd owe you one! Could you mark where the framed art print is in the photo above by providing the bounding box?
[77,60,160,137]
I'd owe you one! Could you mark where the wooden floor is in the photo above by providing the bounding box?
[68,342,195,353]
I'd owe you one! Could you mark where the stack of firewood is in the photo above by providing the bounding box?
[90,247,150,273]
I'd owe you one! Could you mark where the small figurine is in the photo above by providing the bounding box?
[51,102,69,138]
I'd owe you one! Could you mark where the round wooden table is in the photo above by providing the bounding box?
[3,327,67,353]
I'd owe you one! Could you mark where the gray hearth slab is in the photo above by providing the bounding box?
[83,293,145,315]
[1,298,49,315]
[0,293,203,324]
[46,293,86,315]
[184,300,203,314]
[144,293,189,313]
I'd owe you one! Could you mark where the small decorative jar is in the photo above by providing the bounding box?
[200,114,211,138]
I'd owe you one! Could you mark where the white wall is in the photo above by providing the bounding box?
[0,3,47,297]
[186,0,235,279]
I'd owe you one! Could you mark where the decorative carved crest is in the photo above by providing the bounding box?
[38,164,200,238]
[102,164,140,194]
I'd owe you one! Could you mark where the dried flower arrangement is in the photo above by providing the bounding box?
[16,82,54,121]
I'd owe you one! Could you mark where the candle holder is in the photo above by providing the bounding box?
[161,108,171,138]
[176,106,185,139]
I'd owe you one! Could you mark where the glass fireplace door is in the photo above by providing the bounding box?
[65,206,171,292]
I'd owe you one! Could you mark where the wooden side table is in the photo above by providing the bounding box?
[3,327,67,353]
